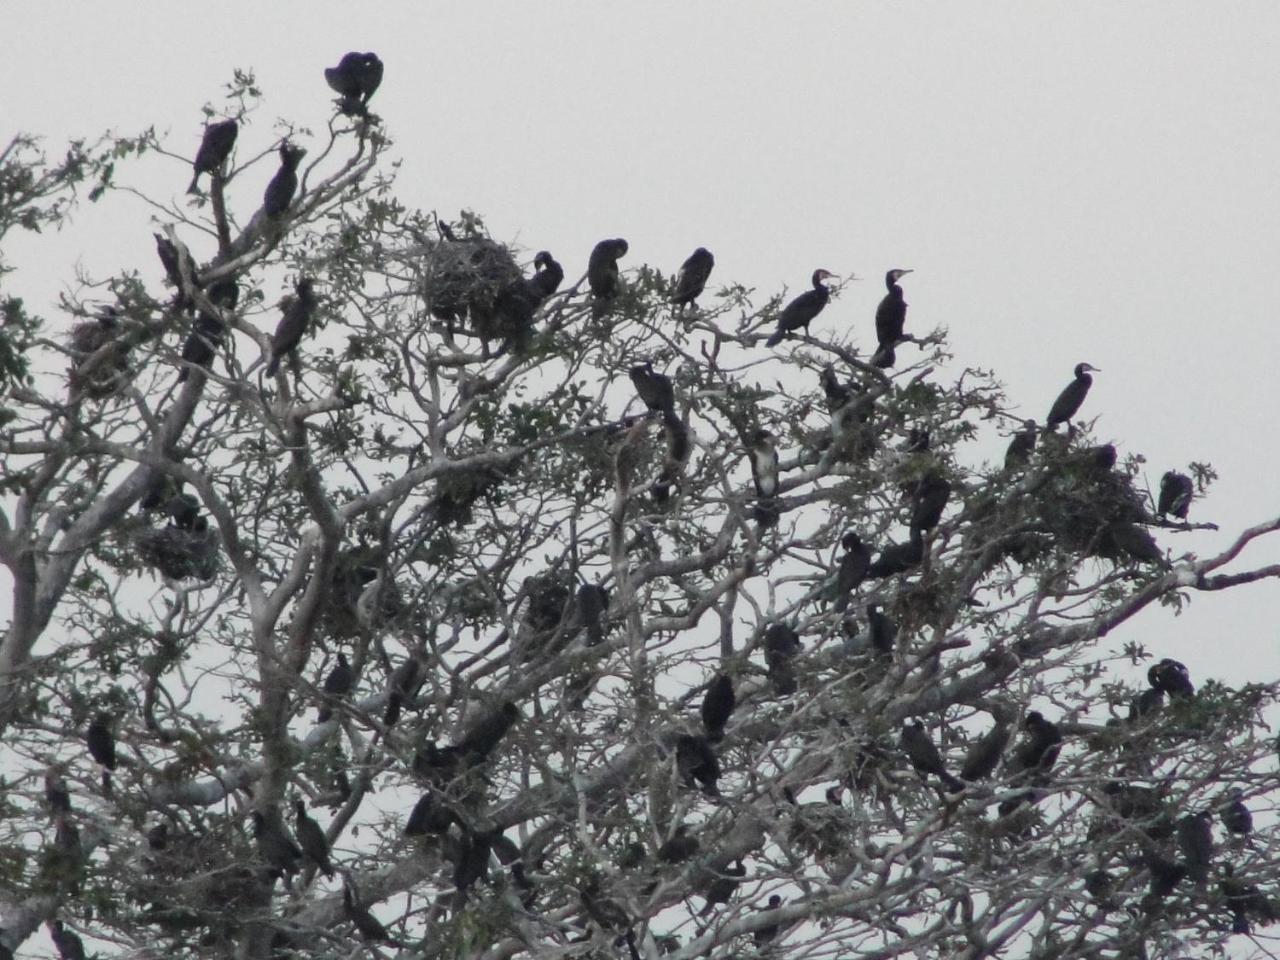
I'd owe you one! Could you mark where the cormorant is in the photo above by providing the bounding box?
[452,827,494,904]
[629,361,675,416]
[657,824,699,863]
[764,622,802,695]
[1158,470,1193,520]
[754,894,784,946]
[958,716,1011,783]
[1004,419,1037,470]
[1045,363,1099,430]
[675,733,720,796]
[294,799,334,877]
[383,654,423,727]
[47,921,86,960]
[1221,865,1277,934]
[670,247,715,308]
[451,702,520,764]
[866,603,897,655]
[653,411,691,503]
[1221,788,1253,836]
[830,531,871,612]
[1144,851,1187,899]
[404,792,457,836]
[765,269,836,346]
[900,720,964,791]
[748,428,780,498]
[317,651,353,723]
[1177,810,1214,883]
[588,238,629,315]
[1010,711,1062,779]
[154,232,196,312]
[343,885,393,942]
[325,52,384,116]
[866,527,925,578]
[252,809,302,878]
[910,472,951,533]
[697,860,746,916]
[187,118,238,195]
[1098,521,1166,567]
[526,250,564,305]
[263,142,306,218]
[86,714,116,770]
[1127,685,1164,721]
[178,278,238,381]
[575,583,610,645]
[903,427,930,453]
[266,277,317,376]
[701,674,735,741]
[1148,658,1194,698]
[872,268,913,367]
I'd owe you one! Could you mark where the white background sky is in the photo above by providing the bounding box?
[5,2,1278,694]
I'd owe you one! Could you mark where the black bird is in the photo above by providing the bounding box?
[404,792,456,836]
[1158,471,1193,520]
[294,799,334,877]
[452,702,519,764]
[748,428,780,498]
[325,52,384,116]
[187,118,238,195]
[629,361,675,416]
[343,885,393,942]
[451,827,494,904]
[1221,789,1253,836]
[1178,811,1214,883]
[266,277,317,376]
[1004,419,1037,470]
[1144,850,1187,899]
[765,269,836,346]
[872,268,913,367]
[754,894,784,946]
[900,720,964,792]
[1127,686,1164,721]
[866,527,925,578]
[657,824,699,863]
[701,674,735,741]
[588,238,629,314]
[958,716,1011,783]
[1221,864,1277,935]
[865,603,897,655]
[1147,658,1194,698]
[1010,711,1062,779]
[675,734,720,796]
[526,250,564,305]
[670,247,715,308]
[1099,521,1167,567]
[47,921,85,960]
[697,860,746,916]
[576,583,610,645]
[910,472,952,533]
[252,809,302,878]
[317,651,353,723]
[45,770,72,815]
[178,278,238,381]
[154,233,193,310]
[764,622,802,695]
[86,714,116,770]
[831,531,871,612]
[819,363,856,410]
[263,142,306,218]
[383,654,423,727]
[653,411,691,504]
[1045,362,1099,430]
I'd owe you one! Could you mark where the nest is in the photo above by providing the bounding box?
[68,314,131,399]
[135,521,219,583]
[419,237,523,337]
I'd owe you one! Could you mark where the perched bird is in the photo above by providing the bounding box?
[178,278,238,381]
[900,720,963,792]
[754,894,784,946]
[701,674,735,741]
[47,921,86,960]
[252,808,302,878]
[1009,711,1062,779]
[1004,419,1038,470]
[383,654,423,727]
[1221,864,1277,935]
[187,118,238,194]
[325,52,384,116]
[1148,658,1194,698]
[1221,789,1253,836]
[1128,685,1165,721]
[830,531,871,612]
[764,622,802,695]
[588,238,629,315]
[865,603,898,655]
[866,528,925,578]
[748,428,780,498]
[1158,471,1194,520]
[317,651,353,723]
[1045,362,1100,430]
[657,824,700,863]
[1144,850,1187,899]
[86,714,116,770]
[525,250,565,305]
[404,792,456,836]
[653,411,691,504]
[675,733,720,796]
[294,799,334,877]
[44,769,72,815]
[575,583,610,645]
[697,860,746,916]
[343,885,392,942]
[1178,811,1214,883]
[452,827,494,904]
[629,362,675,416]
[1098,521,1166,568]
[266,277,317,376]
[449,702,520,765]
[670,247,715,309]
[910,472,952,533]
[872,268,913,367]
[958,716,1011,783]
[765,269,836,346]
[263,142,306,218]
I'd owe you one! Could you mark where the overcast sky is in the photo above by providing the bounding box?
[6,2,1278,693]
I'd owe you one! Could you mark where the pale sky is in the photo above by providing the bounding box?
[6,2,1279,691]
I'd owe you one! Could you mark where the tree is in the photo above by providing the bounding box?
[2,68,1280,960]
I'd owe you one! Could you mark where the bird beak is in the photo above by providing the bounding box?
[899,269,914,276]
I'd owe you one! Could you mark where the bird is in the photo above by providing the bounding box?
[1157,471,1193,520]
[343,885,393,942]
[657,824,700,863]
[628,361,675,416]
[178,278,238,381]
[1009,711,1062,780]
[910,472,952,533]
[1220,865,1277,935]
[47,921,86,960]
[670,247,715,309]
[866,527,925,578]
[575,583,610,645]
[958,716,1011,783]
[865,603,898,655]
[86,714,116,770]
[830,531,871,612]
[525,250,564,305]
[588,238,629,315]
[1004,420,1037,471]
[900,720,964,792]
[383,654,423,727]
[44,769,72,815]
[187,118,238,195]
[266,277,317,376]
[325,52,384,116]
[452,702,520,764]
[252,808,302,879]
[765,269,836,346]
[451,827,494,904]
[1177,810,1214,883]
[1148,658,1194,698]
[764,622,802,695]
[1045,363,1100,430]
[1098,521,1167,567]
[701,674,735,741]
[1220,788,1253,836]
[697,860,746,916]
[404,792,457,836]
[872,269,913,367]
[1144,850,1187,899]
[754,894,784,946]
[748,428,780,498]
[317,651,353,723]
[263,142,306,218]
[675,733,720,796]
[294,799,334,877]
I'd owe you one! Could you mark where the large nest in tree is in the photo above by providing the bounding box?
[1032,452,1158,563]
[135,520,219,583]
[321,546,405,639]
[419,237,523,335]
[67,313,131,399]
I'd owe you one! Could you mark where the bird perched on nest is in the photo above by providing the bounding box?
[325,52,384,117]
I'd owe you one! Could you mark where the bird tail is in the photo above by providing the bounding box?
[265,355,281,377]
[765,329,784,347]
[186,173,201,195]
[872,343,896,368]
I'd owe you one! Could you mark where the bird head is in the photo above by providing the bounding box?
[841,530,863,551]
[811,268,838,286]
[1075,362,1100,376]
[886,268,914,285]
